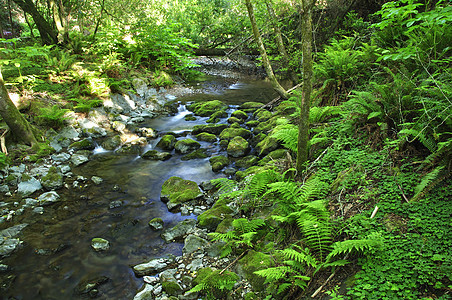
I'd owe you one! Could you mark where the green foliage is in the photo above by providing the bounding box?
[209,218,265,257]
[45,49,76,75]
[189,268,239,299]
[0,152,10,169]
[36,105,71,128]
[70,98,103,113]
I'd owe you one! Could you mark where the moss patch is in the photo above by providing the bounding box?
[197,202,234,231]
[156,135,176,150]
[219,128,252,140]
[209,155,229,172]
[196,132,217,142]
[189,100,228,117]
[161,176,201,204]
[236,250,274,290]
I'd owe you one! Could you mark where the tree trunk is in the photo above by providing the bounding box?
[49,0,68,44]
[0,68,38,146]
[92,0,105,41]
[265,0,299,84]
[24,12,35,39]
[245,0,290,99]
[296,0,314,172]
[13,0,58,44]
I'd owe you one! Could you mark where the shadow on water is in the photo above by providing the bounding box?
[2,72,276,299]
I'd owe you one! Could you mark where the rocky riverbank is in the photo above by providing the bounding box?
[1,67,290,298]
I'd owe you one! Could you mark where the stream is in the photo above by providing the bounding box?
[1,70,278,299]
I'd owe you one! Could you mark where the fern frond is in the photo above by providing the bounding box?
[299,213,332,260]
[188,282,209,293]
[232,218,265,234]
[254,266,294,283]
[423,138,452,166]
[327,236,382,260]
[280,247,318,269]
[277,283,292,294]
[412,165,449,201]
[271,124,298,153]
[309,106,341,123]
[247,169,283,198]
[208,231,239,242]
[211,178,238,194]
[220,245,233,258]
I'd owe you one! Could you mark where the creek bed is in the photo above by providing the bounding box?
[1,71,277,299]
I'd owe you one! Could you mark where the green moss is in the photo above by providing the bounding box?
[239,101,264,112]
[256,136,280,156]
[197,203,234,231]
[235,155,259,169]
[41,166,63,189]
[227,136,249,158]
[227,116,243,124]
[215,217,234,233]
[192,267,239,298]
[209,155,229,172]
[231,110,248,120]
[196,132,217,142]
[156,135,176,150]
[161,280,183,295]
[237,250,274,290]
[189,100,228,117]
[219,128,252,140]
[69,138,95,150]
[184,114,197,121]
[253,109,273,122]
[181,148,208,160]
[161,176,201,204]
[174,138,201,154]
[259,149,289,165]
[29,142,56,162]
[245,120,259,128]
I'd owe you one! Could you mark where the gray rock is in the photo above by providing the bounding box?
[0,264,9,272]
[0,224,27,258]
[29,165,50,177]
[186,258,203,272]
[174,139,201,154]
[59,164,71,174]
[206,241,227,257]
[38,191,60,206]
[33,207,44,214]
[161,219,196,243]
[104,93,136,114]
[144,276,159,285]
[57,126,80,140]
[0,185,9,193]
[9,164,26,174]
[141,150,172,161]
[133,284,155,300]
[183,235,208,255]
[78,119,107,138]
[137,127,157,139]
[71,153,89,166]
[91,238,110,251]
[49,140,63,152]
[112,121,127,133]
[149,218,164,231]
[17,177,42,197]
[91,176,103,185]
[109,200,122,209]
[102,135,122,150]
[152,284,162,296]
[133,258,168,276]
[51,153,71,162]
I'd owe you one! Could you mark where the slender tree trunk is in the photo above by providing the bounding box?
[49,0,68,44]
[265,0,299,84]
[296,0,315,172]
[8,0,15,36]
[92,0,105,41]
[0,68,38,146]
[0,22,4,39]
[13,0,58,44]
[245,0,290,99]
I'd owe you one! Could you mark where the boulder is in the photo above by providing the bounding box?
[41,167,63,190]
[0,224,27,258]
[161,218,196,242]
[71,151,90,166]
[189,100,228,117]
[231,110,248,120]
[239,101,264,112]
[156,135,176,151]
[161,177,202,208]
[183,235,208,254]
[17,177,42,197]
[227,117,244,124]
[256,136,280,156]
[227,136,249,158]
[195,133,217,143]
[191,124,228,136]
[38,191,60,206]
[209,156,229,172]
[219,128,252,141]
[69,138,96,151]
[236,250,274,290]
[197,200,234,231]
[142,150,172,161]
[102,135,122,150]
[253,109,273,122]
[133,284,154,300]
[133,258,169,276]
[235,155,259,169]
[181,149,208,161]
[136,127,157,139]
[174,139,201,154]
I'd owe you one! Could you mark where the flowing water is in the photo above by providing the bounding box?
[1,72,277,299]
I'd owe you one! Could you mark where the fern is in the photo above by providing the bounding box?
[326,234,382,260]
[188,268,238,299]
[270,124,298,153]
[309,106,341,124]
[211,178,238,195]
[246,169,283,198]
[37,105,71,128]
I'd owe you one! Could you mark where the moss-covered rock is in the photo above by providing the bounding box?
[101,135,122,150]
[219,128,252,141]
[215,217,234,233]
[256,136,280,157]
[189,100,228,117]
[196,132,217,143]
[209,155,229,172]
[197,202,234,231]
[161,177,201,206]
[235,166,274,181]
[175,139,201,154]
[181,148,208,161]
[259,149,289,165]
[227,136,249,158]
[236,250,274,290]
[192,267,239,298]
[253,109,273,122]
[235,155,259,169]
[231,110,248,120]
[148,217,164,230]
[161,279,183,296]
[207,110,228,123]
[245,120,259,128]
[141,150,172,160]
[69,138,96,150]
[253,121,273,135]
[41,166,63,190]
[239,101,264,112]
[192,124,228,136]
[227,116,243,124]
[156,135,176,150]
[184,114,197,121]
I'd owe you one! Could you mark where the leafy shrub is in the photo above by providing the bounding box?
[36,105,71,128]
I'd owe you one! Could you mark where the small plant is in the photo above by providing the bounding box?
[36,105,71,128]
[188,268,239,300]
[70,98,103,113]
[0,152,10,169]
